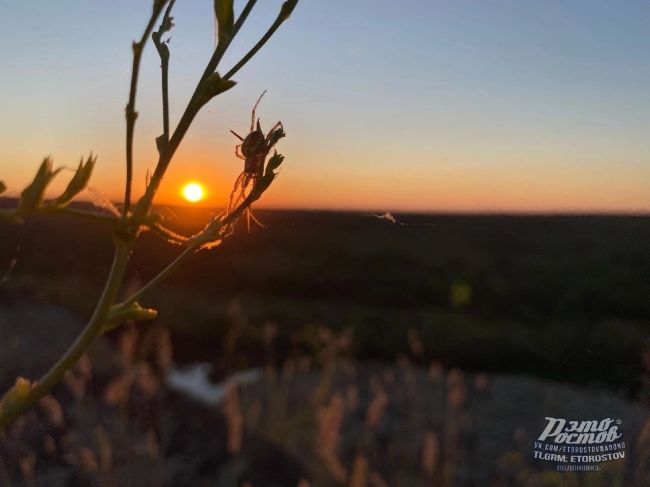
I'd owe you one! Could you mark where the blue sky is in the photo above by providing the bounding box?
[0,0,649,212]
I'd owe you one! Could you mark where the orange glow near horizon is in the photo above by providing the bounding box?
[1,2,650,215]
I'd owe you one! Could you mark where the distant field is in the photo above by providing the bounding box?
[1,199,649,394]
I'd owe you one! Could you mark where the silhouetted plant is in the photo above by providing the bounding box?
[0,0,298,429]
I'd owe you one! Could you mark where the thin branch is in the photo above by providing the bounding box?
[135,0,259,217]
[224,2,295,81]
[0,0,297,432]
[120,244,195,309]
[200,0,258,83]
[123,1,170,217]
[121,189,260,309]
[153,0,177,147]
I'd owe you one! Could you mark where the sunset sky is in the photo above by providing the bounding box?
[0,0,649,212]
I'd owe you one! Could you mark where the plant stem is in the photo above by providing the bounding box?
[224,3,293,81]
[124,1,169,217]
[120,191,259,308]
[153,0,176,146]
[136,1,259,216]
[122,244,196,308]
[160,56,170,144]
[0,0,296,431]
[200,0,258,84]
[0,243,131,430]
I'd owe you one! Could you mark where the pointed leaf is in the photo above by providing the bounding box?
[50,154,97,208]
[19,157,62,212]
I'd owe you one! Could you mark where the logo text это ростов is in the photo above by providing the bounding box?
[538,417,622,445]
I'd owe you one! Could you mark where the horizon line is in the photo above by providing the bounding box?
[1,196,649,217]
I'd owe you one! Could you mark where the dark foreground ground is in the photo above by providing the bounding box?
[1,201,649,485]
[1,203,649,389]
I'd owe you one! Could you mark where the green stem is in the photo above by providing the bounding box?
[120,190,259,309]
[124,1,169,216]
[0,243,131,430]
[223,2,294,81]
[122,244,196,308]
[200,0,257,83]
[0,0,296,432]
[136,0,259,216]
[153,0,176,146]
[160,54,170,144]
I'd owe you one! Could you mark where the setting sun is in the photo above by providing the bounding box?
[181,182,205,203]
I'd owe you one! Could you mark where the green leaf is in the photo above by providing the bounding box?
[195,72,237,109]
[0,181,6,195]
[19,157,62,212]
[50,154,97,208]
[214,0,234,45]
